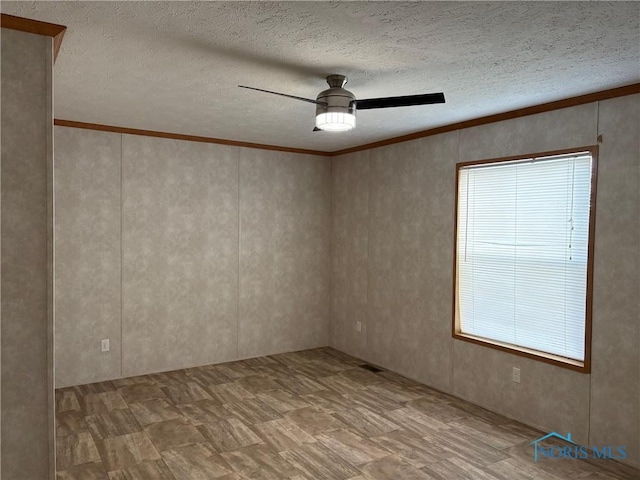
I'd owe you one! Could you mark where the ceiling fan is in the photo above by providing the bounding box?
[239,74,445,132]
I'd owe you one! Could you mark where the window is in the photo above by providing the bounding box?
[453,147,597,372]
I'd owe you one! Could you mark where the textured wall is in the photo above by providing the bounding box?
[1,28,54,479]
[54,128,331,386]
[331,133,459,395]
[589,95,640,461]
[330,97,639,465]
[368,132,458,393]
[55,128,122,386]
[239,149,331,358]
[122,136,239,377]
[331,151,369,360]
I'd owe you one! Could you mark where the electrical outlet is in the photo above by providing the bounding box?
[356,321,362,333]
[101,339,110,352]
[512,366,521,383]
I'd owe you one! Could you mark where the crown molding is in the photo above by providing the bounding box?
[53,119,332,157]
[1,13,67,61]
[329,83,640,156]
[55,84,640,157]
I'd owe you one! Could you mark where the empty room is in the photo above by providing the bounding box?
[1,2,639,479]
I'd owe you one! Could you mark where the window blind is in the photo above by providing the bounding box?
[456,152,593,361]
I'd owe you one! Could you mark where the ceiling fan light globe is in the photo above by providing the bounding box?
[315,112,356,132]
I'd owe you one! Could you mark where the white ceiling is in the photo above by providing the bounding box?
[3,1,639,152]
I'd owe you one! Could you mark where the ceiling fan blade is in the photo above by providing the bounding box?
[355,92,445,110]
[238,85,327,105]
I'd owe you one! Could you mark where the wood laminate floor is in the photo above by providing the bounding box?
[55,347,638,479]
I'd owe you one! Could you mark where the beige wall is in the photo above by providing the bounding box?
[122,135,240,377]
[330,95,640,466]
[55,128,122,386]
[589,95,640,460]
[1,28,55,479]
[54,127,331,386]
[331,150,369,361]
[239,149,330,358]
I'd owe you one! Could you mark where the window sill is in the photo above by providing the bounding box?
[452,332,589,373]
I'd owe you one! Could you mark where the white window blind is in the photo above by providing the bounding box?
[456,152,593,361]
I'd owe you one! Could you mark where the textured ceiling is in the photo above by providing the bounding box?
[2,1,639,152]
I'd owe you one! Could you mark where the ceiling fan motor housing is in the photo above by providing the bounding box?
[315,87,356,116]
[315,75,356,131]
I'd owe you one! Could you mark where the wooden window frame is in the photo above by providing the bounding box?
[451,146,599,373]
